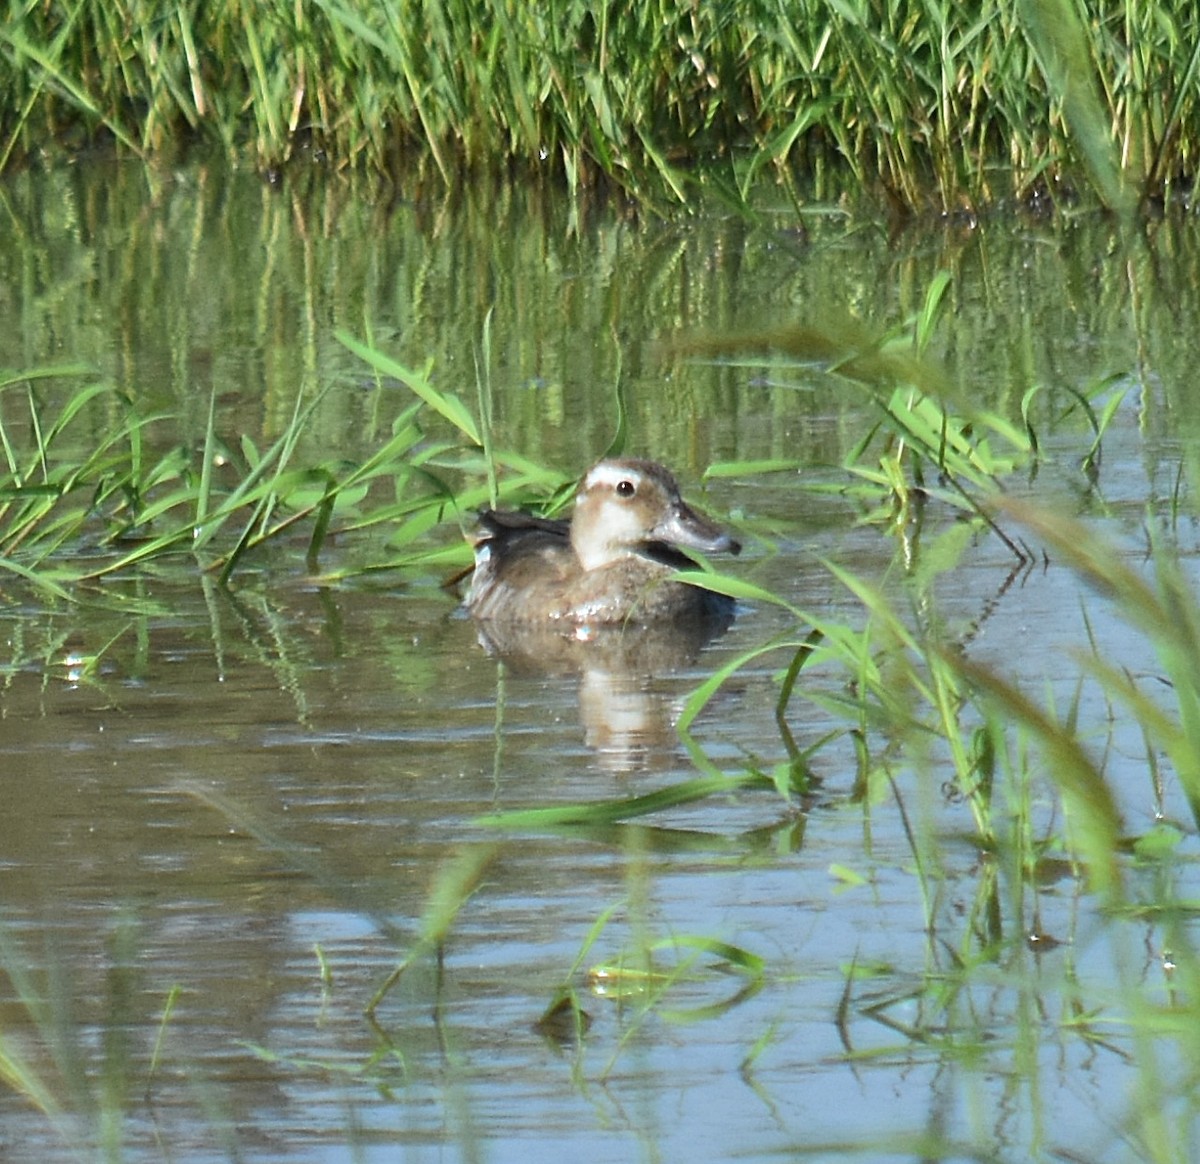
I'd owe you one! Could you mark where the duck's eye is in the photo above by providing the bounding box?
[615,479,636,498]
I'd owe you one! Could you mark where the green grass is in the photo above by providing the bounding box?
[2,0,1198,211]
[0,338,564,602]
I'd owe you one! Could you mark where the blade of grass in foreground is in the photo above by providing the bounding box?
[179,781,407,941]
[993,497,1200,831]
[676,635,815,737]
[365,844,498,1016]
[948,651,1123,901]
[0,1030,60,1119]
[672,570,808,621]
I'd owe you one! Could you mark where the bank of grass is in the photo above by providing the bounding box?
[2,0,1198,211]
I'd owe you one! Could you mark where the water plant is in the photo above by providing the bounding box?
[454,494,1200,1161]
[0,914,198,1160]
[0,349,486,600]
[2,0,1197,211]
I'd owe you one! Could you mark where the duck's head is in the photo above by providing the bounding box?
[570,458,741,572]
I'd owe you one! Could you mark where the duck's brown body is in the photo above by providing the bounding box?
[464,459,739,626]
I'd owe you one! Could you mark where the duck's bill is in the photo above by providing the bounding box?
[651,503,741,556]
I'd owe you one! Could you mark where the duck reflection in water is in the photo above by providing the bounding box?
[463,458,741,770]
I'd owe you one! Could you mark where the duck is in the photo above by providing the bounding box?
[464,458,741,626]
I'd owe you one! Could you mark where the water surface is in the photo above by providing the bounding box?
[2,161,1199,1161]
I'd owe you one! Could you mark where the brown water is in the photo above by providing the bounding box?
[1,160,1199,1161]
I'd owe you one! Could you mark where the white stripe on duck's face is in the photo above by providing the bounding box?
[571,459,736,573]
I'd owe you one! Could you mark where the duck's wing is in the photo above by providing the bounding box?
[475,507,571,541]
[462,506,579,618]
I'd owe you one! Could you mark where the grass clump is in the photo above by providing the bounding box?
[0,342,510,600]
[2,0,1198,211]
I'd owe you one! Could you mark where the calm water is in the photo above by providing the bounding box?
[2,160,1200,1161]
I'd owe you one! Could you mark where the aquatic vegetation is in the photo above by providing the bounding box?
[0,280,1051,648]
[676,271,1057,556]
[0,915,200,1159]
[2,0,1197,210]
[0,349,487,597]
[455,499,1200,1160]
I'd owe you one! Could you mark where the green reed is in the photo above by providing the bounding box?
[2,0,1197,209]
[0,912,184,1159]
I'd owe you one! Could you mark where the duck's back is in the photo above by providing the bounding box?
[464,509,578,622]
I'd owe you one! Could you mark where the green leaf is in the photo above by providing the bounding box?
[338,332,481,445]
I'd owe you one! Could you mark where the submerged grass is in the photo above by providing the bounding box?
[2,0,1198,210]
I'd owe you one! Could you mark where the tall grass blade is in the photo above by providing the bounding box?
[366,844,498,1015]
[0,1032,60,1118]
[1019,0,1131,211]
[338,332,480,446]
[948,652,1123,900]
[178,782,405,942]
